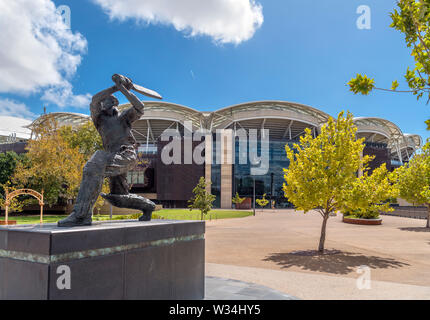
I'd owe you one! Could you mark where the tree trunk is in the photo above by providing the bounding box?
[318,213,329,253]
[427,205,430,228]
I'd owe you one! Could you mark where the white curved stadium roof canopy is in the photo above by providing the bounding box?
[0,116,32,143]
[27,101,422,163]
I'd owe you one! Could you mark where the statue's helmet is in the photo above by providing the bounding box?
[101,95,119,115]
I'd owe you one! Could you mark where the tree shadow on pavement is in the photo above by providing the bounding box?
[399,227,430,233]
[264,250,409,275]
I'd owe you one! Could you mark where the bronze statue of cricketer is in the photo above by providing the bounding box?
[58,74,162,227]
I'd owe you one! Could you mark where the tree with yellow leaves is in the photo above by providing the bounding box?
[394,141,430,228]
[0,184,26,214]
[231,192,245,208]
[283,111,371,253]
[11,120,86,206]
[340,164,398,219]
[188,177,216,221]
[59,121,103,161]
[347,1,430,130]
[7,120,109,214]
[256,193,269,209]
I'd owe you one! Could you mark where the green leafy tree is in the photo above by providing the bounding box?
[347,0,430,128]
[283,111,371,253]
[232,192,245,207]
[0,151,28,196]
[394,141,430,227]
[340,164,398,219]
[256,193,269,209]
[188,177,216,221]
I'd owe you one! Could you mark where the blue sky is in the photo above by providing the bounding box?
[1,0,429,140]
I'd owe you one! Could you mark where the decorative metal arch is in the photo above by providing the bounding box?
[3,189,44,225]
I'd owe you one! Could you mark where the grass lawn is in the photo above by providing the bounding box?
[2,209,253,225]
[2,215,67,225]
[154,209,253,221]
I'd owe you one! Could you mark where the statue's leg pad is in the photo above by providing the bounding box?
[101,193,156,221]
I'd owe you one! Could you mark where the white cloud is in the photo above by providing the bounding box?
[0,0,90,107]
[42,81,91,108]
[93,0,264,44]
[0,99,36,120]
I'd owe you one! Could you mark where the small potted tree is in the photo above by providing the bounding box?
[232,192,245,209]
[341,164,397,225]
[256,193,269,212]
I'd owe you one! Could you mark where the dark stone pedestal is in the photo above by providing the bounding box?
[0,220,205,300]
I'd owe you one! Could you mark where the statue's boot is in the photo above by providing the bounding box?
[58,155,106,227]
[57,210,93,227]
[101,193,156,222]
[139,206,153,221]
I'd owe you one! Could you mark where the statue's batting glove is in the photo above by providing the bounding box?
[123,76,133,90]
[112,74,133,90]
[112,73,122,85]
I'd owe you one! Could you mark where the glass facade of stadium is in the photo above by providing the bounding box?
[24,101,422,209]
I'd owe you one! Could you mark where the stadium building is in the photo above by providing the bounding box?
[0,116,32,154]
[2,101,423,209]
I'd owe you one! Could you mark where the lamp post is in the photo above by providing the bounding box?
[270,172,274,209]
[253,177,256,216]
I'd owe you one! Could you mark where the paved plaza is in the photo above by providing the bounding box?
[205,210,430,300]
